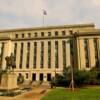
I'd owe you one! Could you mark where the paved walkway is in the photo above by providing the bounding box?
[0,86,51,100]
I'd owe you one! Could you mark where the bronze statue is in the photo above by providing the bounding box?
[5,53,16,72]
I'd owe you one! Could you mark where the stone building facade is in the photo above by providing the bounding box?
[0,23,99,82]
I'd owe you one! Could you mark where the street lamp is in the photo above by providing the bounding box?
[69,30,77,91]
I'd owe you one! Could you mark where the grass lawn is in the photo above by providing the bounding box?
[41,87,100,100]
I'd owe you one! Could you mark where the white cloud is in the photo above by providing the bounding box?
[0,0,46,17]
[0,0,100,29]
[92,0,100,6]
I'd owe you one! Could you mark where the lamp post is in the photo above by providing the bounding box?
[0,55,2,69]
[69,30,77,91]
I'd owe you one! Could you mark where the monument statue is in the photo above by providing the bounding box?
[0,53,18,90]
[5,53,16,72]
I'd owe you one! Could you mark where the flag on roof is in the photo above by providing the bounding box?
[43,9,47,15]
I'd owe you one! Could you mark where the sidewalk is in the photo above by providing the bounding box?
[0,86,51,100]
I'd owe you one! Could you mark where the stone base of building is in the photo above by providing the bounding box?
[0,73,18,90]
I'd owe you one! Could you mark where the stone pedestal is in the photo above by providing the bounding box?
[0,73,18,90]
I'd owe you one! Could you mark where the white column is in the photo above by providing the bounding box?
[37,41,41,70]
[58,40,63,70]
[51,40,55,71]
[79,39,86,69]
[36,72,39,81]
[5,40,13,56]
[2,42,6,69]
[23,42,27,70]
[66,39,71,67]
[29,41,33,70]
[2,41,13,69]
[16,42,21,69]
[89,39,95,68]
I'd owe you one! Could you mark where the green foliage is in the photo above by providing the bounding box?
[74,70,90,86]
[51,66,100,87]
[41,87,100,100]
[51,67,71,87]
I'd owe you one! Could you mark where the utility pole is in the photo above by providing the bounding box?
[70,60,74,91]
[69,30,77,91]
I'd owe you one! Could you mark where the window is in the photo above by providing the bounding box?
[84,39,89,68]
[22,34,24,38]
[33,42,37,68]
[55,31,58,36]
[62,41,66,68]
[14,43,17,68]
[34,32,37,37]
[48,41,51,68]
[55,41,59,68]
[19,43,23,69]
[15,34,18,38]
[41,32,44,37]
[26,42,30,69]
[48,32,51,36]
[47,73,51,81]
[94,38,99,67]
[32,73,36,81]
[40,42,44,68]
[28,33,31,38]
[62,31,66,36]
[39,73,43,81]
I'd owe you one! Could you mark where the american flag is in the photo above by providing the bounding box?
[43,9,47,15]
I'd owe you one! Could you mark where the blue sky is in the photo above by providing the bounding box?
[0,0,100,29]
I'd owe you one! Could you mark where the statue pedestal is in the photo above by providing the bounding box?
[0,73,18,90]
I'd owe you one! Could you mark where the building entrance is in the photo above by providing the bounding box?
[40,73,43,81]
[47,73,51,81]
[32,73,36,81]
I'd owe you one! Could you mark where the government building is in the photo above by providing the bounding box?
[0,23,100,82]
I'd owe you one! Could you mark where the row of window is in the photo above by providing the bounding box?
[14,38,100,69]
[84,38,99,68]
[15,31,66,38]
[84,39,90,68]
[32,73,51,81]
[14,41,67,69]
[19,73,52,81]
[0,37,99,71]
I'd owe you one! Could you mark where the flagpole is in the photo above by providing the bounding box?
[43,12,44,26]
[42,9,47,26]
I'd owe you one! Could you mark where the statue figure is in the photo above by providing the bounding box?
[5,56,11,71]
[5,53,16,72]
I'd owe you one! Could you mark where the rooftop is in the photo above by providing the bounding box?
[0,23,95,33]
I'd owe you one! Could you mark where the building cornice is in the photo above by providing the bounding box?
[0,37,11,41]
[0,23,95,33]
[76,29,100,37]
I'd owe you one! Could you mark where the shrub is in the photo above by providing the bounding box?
[17,74,24,85]
[74,70,90,87]
[51,66,100,87]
